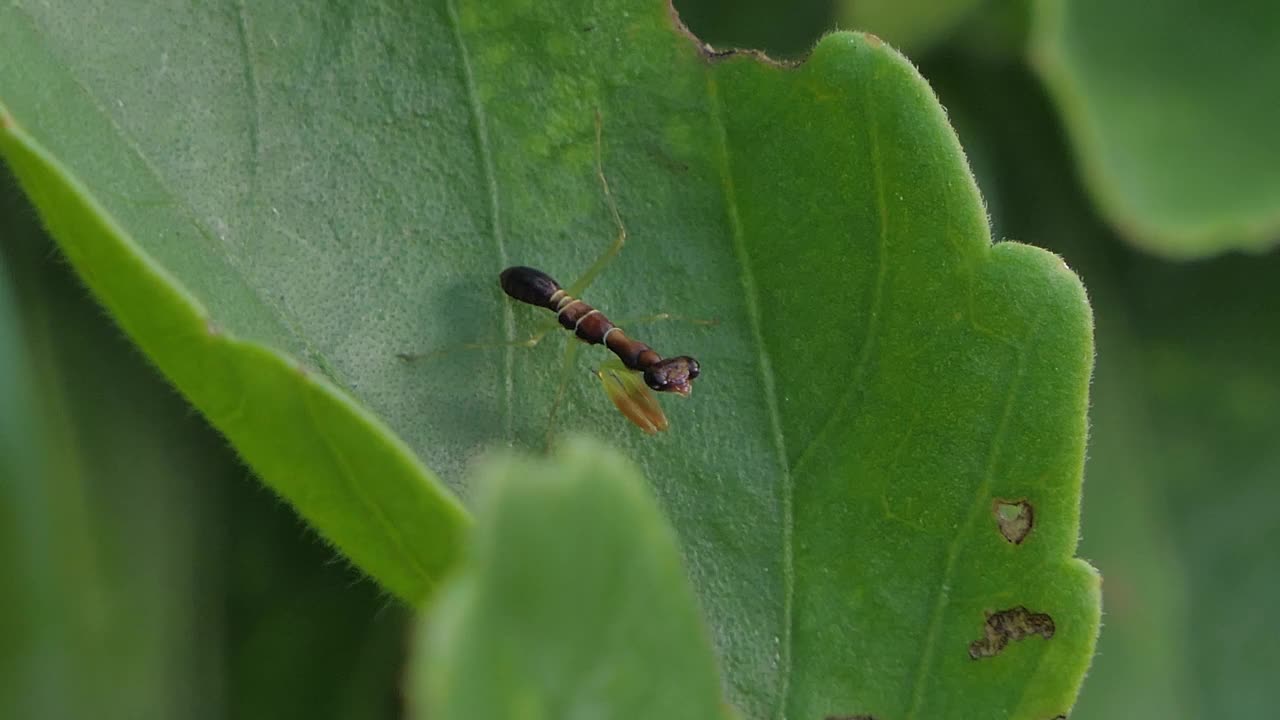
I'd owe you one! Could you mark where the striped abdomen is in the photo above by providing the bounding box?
[498,266,699,395]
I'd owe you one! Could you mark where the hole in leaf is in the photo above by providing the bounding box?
[968,606,1056,660]
[993,498,1034,544]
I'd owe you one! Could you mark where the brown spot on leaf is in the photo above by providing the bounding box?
[993,498,1034,544]
[968,606,1055,659]
[863,32,884,47]
[0,110,13,130]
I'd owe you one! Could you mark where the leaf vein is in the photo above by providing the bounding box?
[703,72,796,720]
[231,0,263,203]
[903,319,1040,718]
[789,76,890,478]
[442,0,515,439]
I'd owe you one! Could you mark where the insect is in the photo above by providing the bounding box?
[499,266,700,396]
[499,265,700,431]
[401,112,704,436]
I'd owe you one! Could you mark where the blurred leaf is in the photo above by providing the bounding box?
[689,0,1031,63]
[411,437,729,719]
[675,0,835,57]
[932,55,1280,718]
[1031,0,1280,257]
[839,0,986,53]
[1,1,1098,715]
[946,0,1033,63]
[1,173,410,719]
[1,170,225,719]
[1112,255,1280,718]
[226,473,411,720]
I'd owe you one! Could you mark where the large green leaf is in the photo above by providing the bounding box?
[1031,0,1280,257]
[0,1,1097,715]
[411,437,728,719]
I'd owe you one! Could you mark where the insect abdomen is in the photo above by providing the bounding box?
[498,265,661,374]
[499,266,562,310]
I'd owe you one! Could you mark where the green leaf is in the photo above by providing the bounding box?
[1031,0,1280,257]
[933,56,1280,718]
[930,62,1189,718]
[411,436,729,719]
[0,1,1098,715]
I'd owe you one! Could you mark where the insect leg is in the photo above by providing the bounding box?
[543,337,582,449]
[396,319,560,362]
[565,110,627,298]
[610,312,719,329]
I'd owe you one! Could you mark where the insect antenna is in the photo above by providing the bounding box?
[566,110,628,297]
